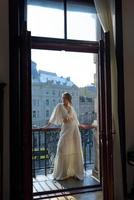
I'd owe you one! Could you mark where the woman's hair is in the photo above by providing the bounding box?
[62,92,72,104]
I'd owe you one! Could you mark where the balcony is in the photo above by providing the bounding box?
[32,127,100,198]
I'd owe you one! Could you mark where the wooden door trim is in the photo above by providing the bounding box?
[31,36,99,53]
[98,32,114,200]
[104,32,114,200]
[98,39,109,200]
[0,83,6,200]
[20,26,32,200]
[115,0,127,197]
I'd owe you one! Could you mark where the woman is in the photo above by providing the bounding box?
[43,92,95,181]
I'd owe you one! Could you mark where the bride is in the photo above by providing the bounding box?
[43,92,95,180]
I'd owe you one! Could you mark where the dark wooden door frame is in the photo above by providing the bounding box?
[104,32,114,200]
[98,39,108,200]
[9,0,33,200]
[31,44,102,199]
[0,83,6,200]
[98,32,114,200]
[9,1,100,199]
[20,24,32,200]
[9,1,23,199]
[115,0,127,198]
[9,0,125,199]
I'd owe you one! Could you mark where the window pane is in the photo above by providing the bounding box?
[31,49,98,127]
[27,0,64,38]
[67,0,98,41]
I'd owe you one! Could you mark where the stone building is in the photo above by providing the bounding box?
[79,83,97,124]
[32,61,79,127]
[79,96,95,124]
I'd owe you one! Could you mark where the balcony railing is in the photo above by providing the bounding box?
[32,127,94,177]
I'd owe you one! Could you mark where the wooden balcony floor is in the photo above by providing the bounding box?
[33,170,101,199]
[45,191,103,200]
[33,191,103,200]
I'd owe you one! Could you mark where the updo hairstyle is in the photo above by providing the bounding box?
[62,92,72,104]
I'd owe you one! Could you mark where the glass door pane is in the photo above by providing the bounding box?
[27,0,64,38]
[67,0,98,41]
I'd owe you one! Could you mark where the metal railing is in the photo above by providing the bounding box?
[32,127,94,177]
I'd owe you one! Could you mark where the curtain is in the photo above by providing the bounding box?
[94,0,124,199]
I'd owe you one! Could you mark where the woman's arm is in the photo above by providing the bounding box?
[79,124,97,130]
[41,122,51,129]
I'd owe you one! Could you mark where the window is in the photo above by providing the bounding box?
[33,99,39,106]
[53,99,56,105]
[33,110,36,118]
[27,0,64,38]
[27,0,98,41]
[46,110,49,117]
[33,99,36,106]
[67,1,97,40]
[46,99,49,105]
[37,110,39,117]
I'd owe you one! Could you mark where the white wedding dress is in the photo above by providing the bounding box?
[49,103,84,180]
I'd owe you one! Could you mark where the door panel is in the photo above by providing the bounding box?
[104,32,114,200]
[98,38,108,200]
[20,22,32,200]
[98,32,114,200]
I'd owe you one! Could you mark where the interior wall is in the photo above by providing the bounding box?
[122,0,134,194]
[0,0,10,200]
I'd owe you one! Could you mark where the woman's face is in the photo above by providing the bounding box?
[62,95,69,105]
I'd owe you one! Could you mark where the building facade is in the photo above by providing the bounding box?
[32,61,80,127]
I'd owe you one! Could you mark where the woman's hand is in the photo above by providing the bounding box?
[79,124,89,129]
[41,122,51,130]
[79,124,97,130]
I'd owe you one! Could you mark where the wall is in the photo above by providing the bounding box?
[122,0,134,194]
[0,0,10,200]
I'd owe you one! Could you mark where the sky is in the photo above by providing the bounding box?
[28,5,97,87]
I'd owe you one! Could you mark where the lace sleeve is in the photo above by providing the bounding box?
[49,103,63,125]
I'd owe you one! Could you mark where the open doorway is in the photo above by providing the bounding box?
[31,49,102,198]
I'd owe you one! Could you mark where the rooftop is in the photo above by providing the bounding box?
[32,61,76,87]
